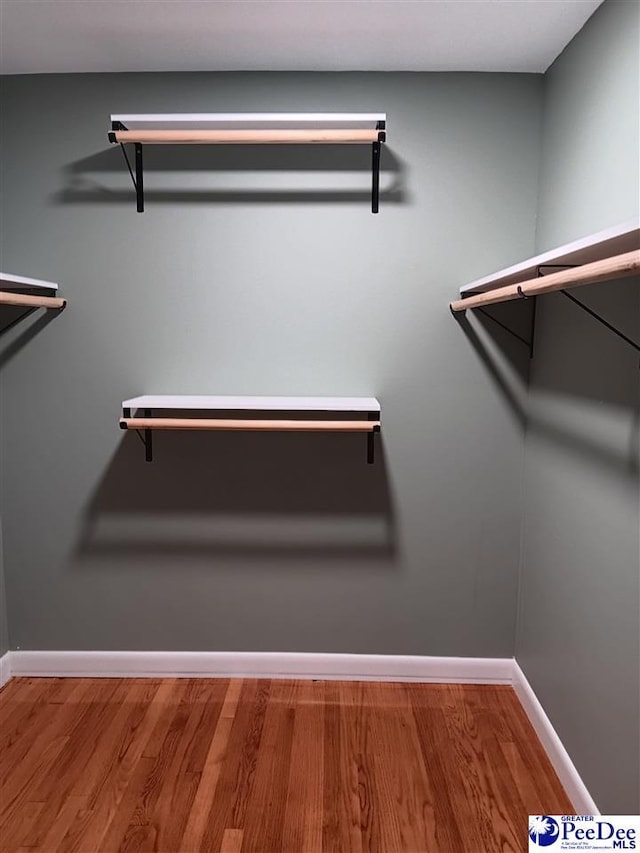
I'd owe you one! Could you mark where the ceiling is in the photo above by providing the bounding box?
[0,0,604,75]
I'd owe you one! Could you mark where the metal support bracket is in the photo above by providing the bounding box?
[121,407,153,461]
[371,121,385,214]
[135,143,144,213]
[367,413,380,464]
[536,264,576,275]
[537,264,639,356]
[461,288,537,359]
[476,301,537,359]
[559,290,640,355]
[143,409,153,461]
[109,121,144,213]
[371,120,386,214]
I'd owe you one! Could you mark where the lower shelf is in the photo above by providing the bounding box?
[120,396,382,464]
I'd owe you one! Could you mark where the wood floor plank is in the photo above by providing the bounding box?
[198,679,270,853]
[409,699,467,853]
[63,680,172,853]
[0,800,46,851]
[239,680,296,853]
[322,680,361,853]
[96,681,185,852]
[0,676,575,853]
[495,686,574,812]
[37,794,89,852]
[282,680,324,853]
[180,679,241,852]
[0,680,93,809]
[0,733,71,839]
[115,681,194,852]
[362,683,420,853]
[0,678,63,746]
[390,685,440,852]
[221,827,244,852]
[18,680,125,849]
[146,681,225,853]
[442,684,522,853]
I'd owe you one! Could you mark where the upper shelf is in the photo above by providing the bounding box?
[451,250,640,313]
[122,395,380,412]
[460,219,640,295]
[450,238,640,357]
[109,113,387,143]
[108,112,387,213]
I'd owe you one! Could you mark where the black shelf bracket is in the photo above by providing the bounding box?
[143,408,153,461]
[537,263,640,355]
[371,120,386,214]
[367,413,380,464]
[477,301,537,359]
[536,264,576,275]
[109,121,144,213]
[560,290,640,355]
[461,289,537,359]
[121,407,153,461]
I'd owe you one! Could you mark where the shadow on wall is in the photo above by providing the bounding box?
[52,144,408,206]
[453,280,640,476]
[525,285,640,477]
[451,299,532,427]
[78,428,398,565]
[529,285,640,407]
[0,309,61,365]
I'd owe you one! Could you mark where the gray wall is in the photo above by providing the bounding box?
[0,519,7,658]
[517,0,640,814]
[0,401,7,657]
[535,0,639,250]
[1,5,637,812]
[0,72,539,655]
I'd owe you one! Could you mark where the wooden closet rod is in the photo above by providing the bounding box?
[120,418,381,432]
[450,250,640,313]
[112,129,381,145]
[0,291,66,310]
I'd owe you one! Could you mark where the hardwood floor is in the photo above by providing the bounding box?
[0,677,573,852]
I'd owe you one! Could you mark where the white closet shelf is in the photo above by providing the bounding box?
[120,396,381,463]
[451,250,640,312]
[0,272,59,291]
[122,395,380,412]
[459,219,639,295]
[108,113,387,213]
[109,113,386,140]
[450,239,640,358]
[0,272,66,312]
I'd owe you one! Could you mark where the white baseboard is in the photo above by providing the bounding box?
[512,661,599,815]
[3,649,598,815]
[9,650,513,683]
[0,651,11,688]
